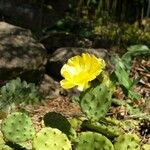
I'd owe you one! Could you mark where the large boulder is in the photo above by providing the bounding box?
[41,32,78,53]
[41,32,93,53]
[0,22,47,83]
[46,47,108,78]
[0,0,69,30]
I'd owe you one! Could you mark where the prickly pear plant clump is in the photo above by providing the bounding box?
[1,112,35,143]
[75,131,114,150]
[33,127,72,150]
[114,133,140,150]
[0,78,40,111]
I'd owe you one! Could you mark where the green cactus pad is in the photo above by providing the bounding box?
[33,127,72,150]
[43,112,71,136]
[82,121,124,138]
[0,131,5,150]
[1,112,35,143]
[79,82,113,121]
[75,131,114,150]
[2,145,13,150]
[114,133,140,150]
[142,144,150,150]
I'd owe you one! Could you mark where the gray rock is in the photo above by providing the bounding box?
[0,0,69,30]
[0,22,47,82]
[38,74,60,99]
[38,74,81,99]
[41,32,78,53]
[46,47,108,78]
[41,32,93,53]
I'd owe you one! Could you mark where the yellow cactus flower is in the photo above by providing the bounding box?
[60,53,106,91]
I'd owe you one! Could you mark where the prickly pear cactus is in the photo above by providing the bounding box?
[1,112,35,143]
[79,82,113,121]
[82,121,124,138]
[114,133,140,150]
[75,131,114,150]
[142,144,150,150]
[0,131,5,149]
[0,78,40,111]
[0,132,13,150]
[33,127,72,150]
[43,112,71,136]
[2,145,13,150]
[68,117,87,142]
[68,117,84,132]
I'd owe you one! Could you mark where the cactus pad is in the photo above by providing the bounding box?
[33,127,72,150]
[142,144,150,150]
[43,112,71,136]
[82,121,124,138]
[114,133,140,150]
[75,131,114,150]
[1,112,35,143]
[0,131,5,150]
[79,82,112,121]
[2,145,13,150]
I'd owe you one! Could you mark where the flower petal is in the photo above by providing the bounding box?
[61,64,76,79]
[67,55,81,67]
[77,82,90,91]
[60,79,75,89]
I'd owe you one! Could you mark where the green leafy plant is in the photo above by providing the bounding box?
[112,55,141,100]
[111,45,150,100]
[122,45,150,69]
